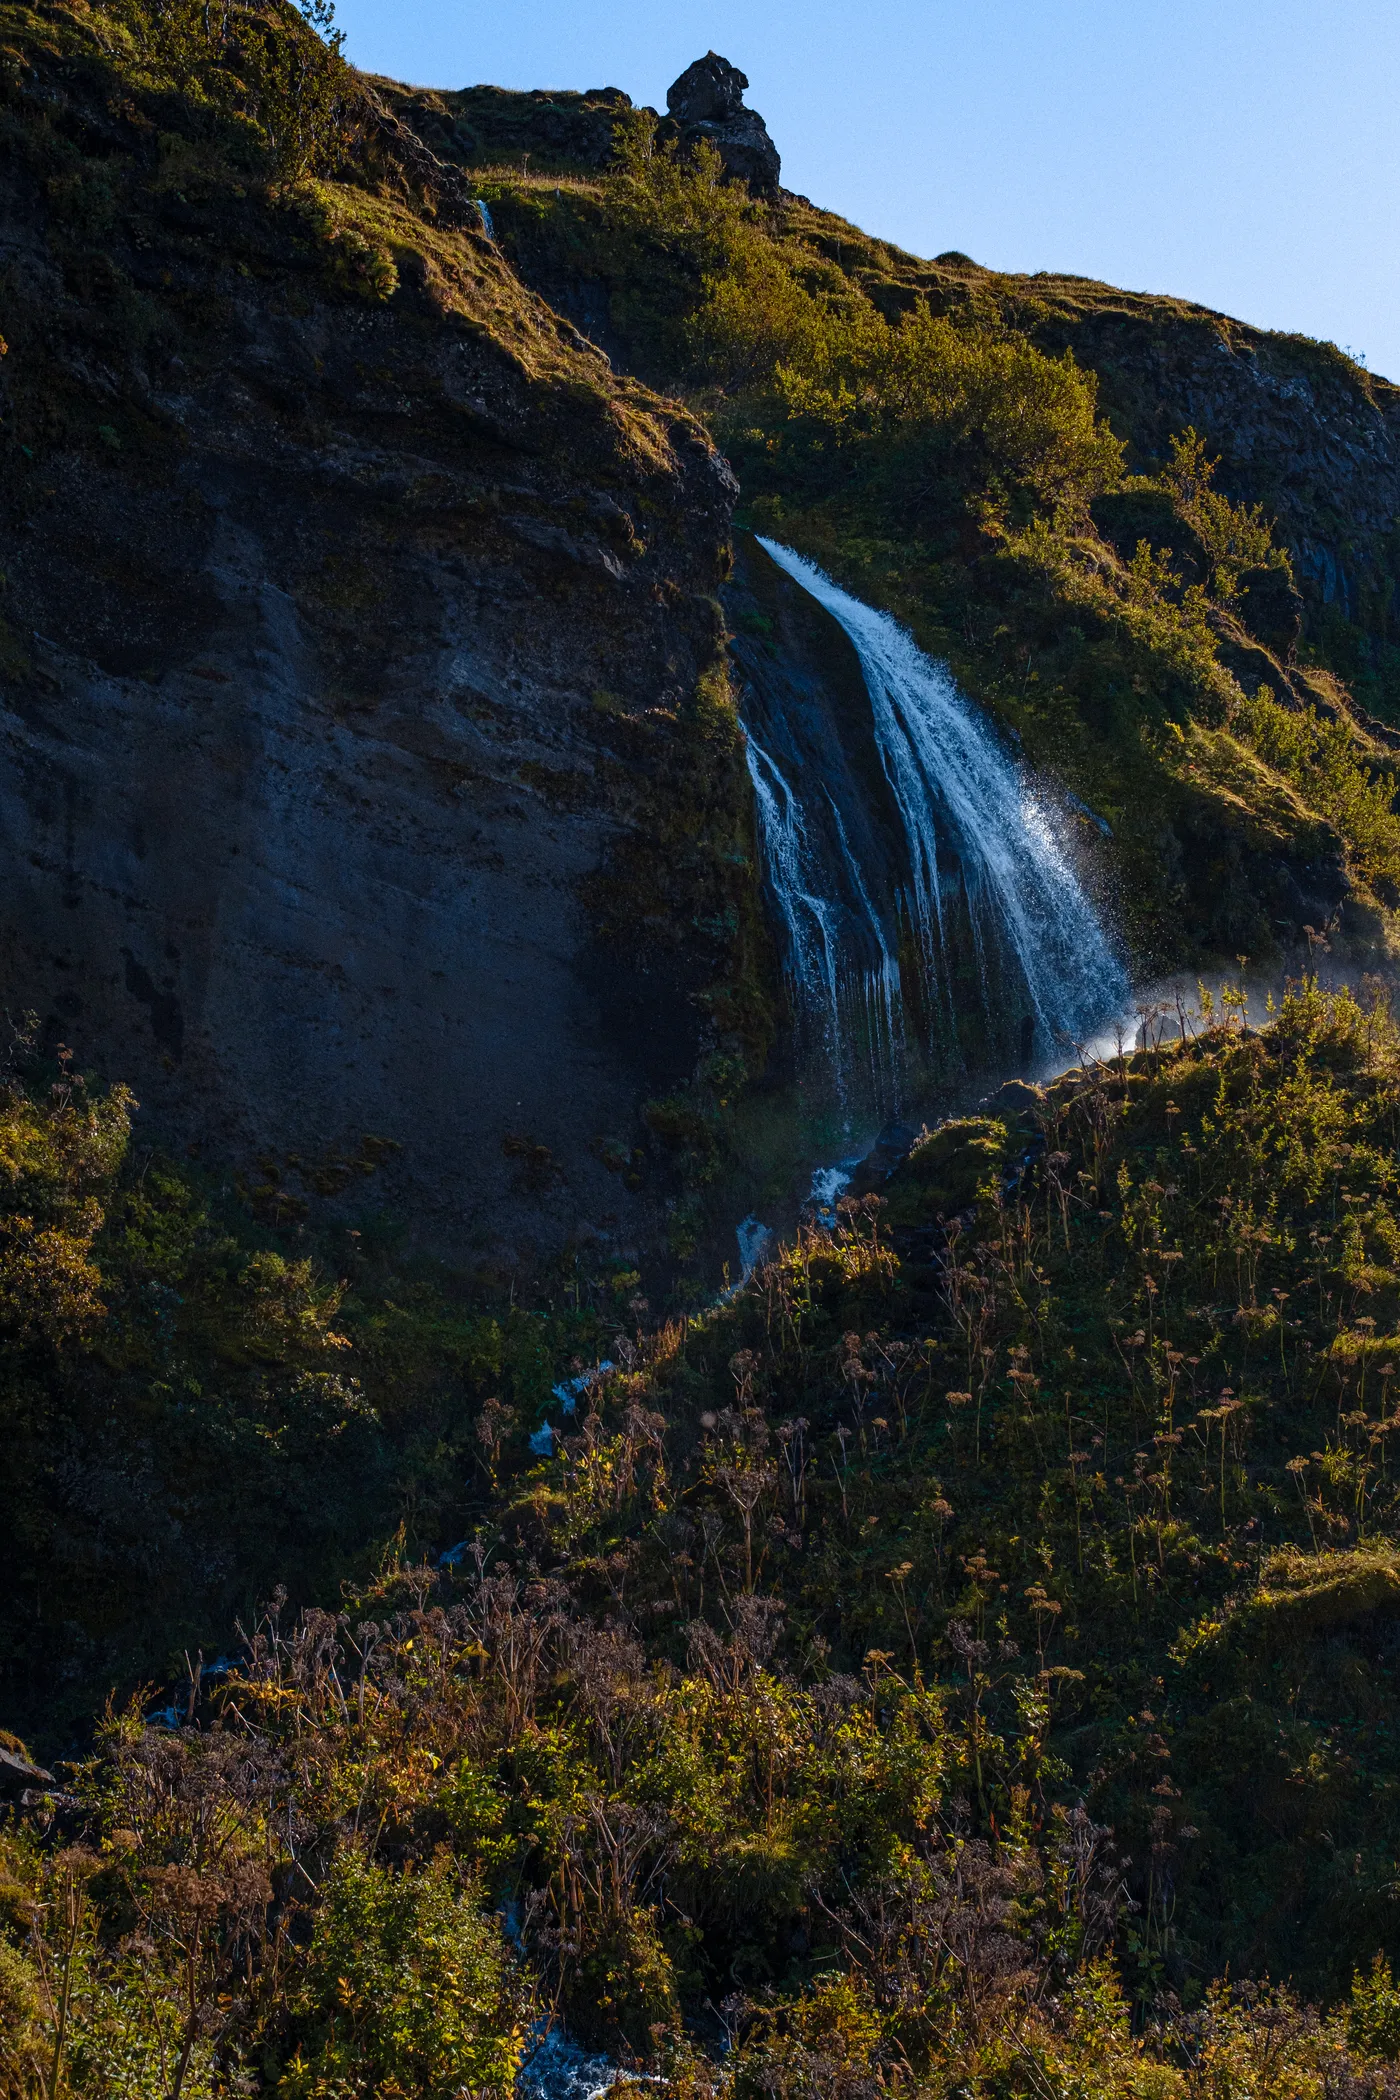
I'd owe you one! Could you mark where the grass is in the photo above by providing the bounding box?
[14,986,1400,2090]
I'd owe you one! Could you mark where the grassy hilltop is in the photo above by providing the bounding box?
[7,6,1400,2096]
[446,94,1400,972]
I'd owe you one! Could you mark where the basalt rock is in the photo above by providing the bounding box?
[0,27,751,1275]
[666,53,781,198]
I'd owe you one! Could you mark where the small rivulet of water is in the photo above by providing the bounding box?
[744,539,1127,1109]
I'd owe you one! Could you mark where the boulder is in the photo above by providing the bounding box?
[0,1739,54,1800]
[1237,561,1304,662]
[881,1117,1012,1227]
[666,53,781,197]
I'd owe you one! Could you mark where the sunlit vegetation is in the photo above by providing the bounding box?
[1244,690,1400,901]
[478,130,1400,966]
[9,12,1400,2094]
[13,989,1400,2089]
[0,1030,614,1743]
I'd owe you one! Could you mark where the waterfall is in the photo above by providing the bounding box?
[744,736,844,1053]
[745,734,906,1099]
[741,539,1126,1102]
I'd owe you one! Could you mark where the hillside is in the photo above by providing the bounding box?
[7,10,1400,2098]
[393,72,1400,968]
[13,982,1400,2092]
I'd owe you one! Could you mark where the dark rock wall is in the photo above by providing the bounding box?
[1034,297,1400,642]
[0,94,740,1267]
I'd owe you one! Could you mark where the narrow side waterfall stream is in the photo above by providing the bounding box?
[737,538,1127,1113]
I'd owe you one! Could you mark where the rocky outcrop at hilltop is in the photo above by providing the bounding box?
[666,53,781,197]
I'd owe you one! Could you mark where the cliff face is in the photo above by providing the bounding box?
[1013,284,1400,653]
[0,9,750,1268]
[769,217,1400,703]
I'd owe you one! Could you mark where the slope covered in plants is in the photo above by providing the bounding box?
[14,984,1400,2091]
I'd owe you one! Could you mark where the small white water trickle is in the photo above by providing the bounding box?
[518,2024,656,2100]
[475,198,496,239]
[754,539,1127,1064]
[736,1214,775,1278]
[808,1164,853,1226]
[745,734,847,1071]
[522,1360,621,1461]
[552,1361,616,1415]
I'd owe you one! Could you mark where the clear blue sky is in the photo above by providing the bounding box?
[335,0,1400,383]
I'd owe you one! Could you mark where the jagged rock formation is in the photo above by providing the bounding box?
[666,52,781,197]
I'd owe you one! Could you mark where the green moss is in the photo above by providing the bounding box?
[1176,1545,1400,1667]
[882,1115,1012,1226]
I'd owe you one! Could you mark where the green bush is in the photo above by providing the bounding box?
[1349,1953,1400,2061]
[281,1850,525,2099]
[1244,686,1400,897]
[104,0,354,183]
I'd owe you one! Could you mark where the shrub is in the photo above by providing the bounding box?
[775,302,1124,511]
[1244,687,1400,897]
[104,0,355,184]
[1349,1954,1400,2062]
[280,1849,525,2099]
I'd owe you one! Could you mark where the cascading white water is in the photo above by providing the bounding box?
[747,539,1127,1096]
[744,736,844,1057]
[745,735,906,1105]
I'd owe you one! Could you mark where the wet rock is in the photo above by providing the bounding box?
[849,1120,921,1196]
[666,53,781,197]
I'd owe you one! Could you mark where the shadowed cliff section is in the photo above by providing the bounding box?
[0,2,761,1274]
